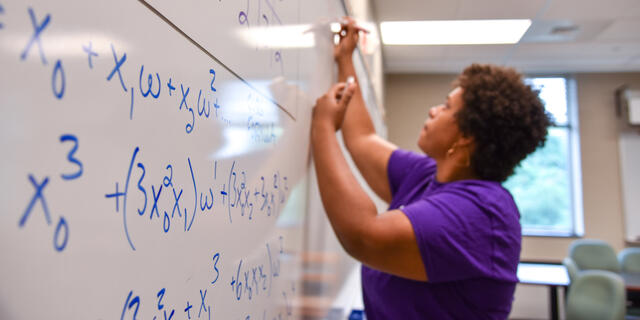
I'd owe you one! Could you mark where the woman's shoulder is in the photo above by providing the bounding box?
[444,179,512,199]
[436,179,519,218]
[390,149,436,173]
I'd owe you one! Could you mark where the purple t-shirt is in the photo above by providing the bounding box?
[362,149,521,319]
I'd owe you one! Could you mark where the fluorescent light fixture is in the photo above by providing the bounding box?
[381,19,532,45]
[238,24,315,49]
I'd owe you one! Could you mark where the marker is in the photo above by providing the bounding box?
[331,20,371,35]
[330,22,342,34]
[340,76,355,100]
[331,20,371,44]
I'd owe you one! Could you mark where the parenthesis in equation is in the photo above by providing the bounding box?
[186,157,197,231]
[123,147,140,251]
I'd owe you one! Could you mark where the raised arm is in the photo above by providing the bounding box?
[311,83,427,281]
[335,18,396,203]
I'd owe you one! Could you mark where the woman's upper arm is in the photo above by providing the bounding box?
[350,209,428,282]
[345,134,396,203]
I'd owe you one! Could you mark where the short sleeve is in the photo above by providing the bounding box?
[401,191,496,283]
[387,149,435,197]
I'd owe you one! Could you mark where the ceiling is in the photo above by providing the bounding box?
[371,0,640,74]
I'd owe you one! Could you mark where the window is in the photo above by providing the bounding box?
[503,77,584,236]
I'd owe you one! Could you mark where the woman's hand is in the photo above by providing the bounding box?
[333,17,368,64]
[312,81,357,132]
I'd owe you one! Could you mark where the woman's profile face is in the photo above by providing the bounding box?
[417,87,465,158]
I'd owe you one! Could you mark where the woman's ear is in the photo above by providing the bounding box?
[453,135,475,167]
[455,135,475,149]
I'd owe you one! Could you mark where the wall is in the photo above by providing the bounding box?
[385,72,640,319]
[385,72,640,260]
[521,73,640,260]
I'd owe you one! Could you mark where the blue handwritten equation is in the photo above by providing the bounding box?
[121,286,220,320]
[229,238,296,320]
[238,0,286,75]
[10,5,287,253]
[18,134,83,252]
[246,91,278,144]
[121,283,215,320]
[105,146,289,251]
[0,2,5,29]
[7,3,300,319]
[11,5,281,140]
[120,237,295,320]
[18,7,66,100]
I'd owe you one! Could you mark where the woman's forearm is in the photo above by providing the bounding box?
[337,59,377,146]
[311,121,378,255]
[335,59,395,202]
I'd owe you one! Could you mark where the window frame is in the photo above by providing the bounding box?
[518,75,584,237]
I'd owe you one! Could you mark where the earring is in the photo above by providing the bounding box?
[447,148,455,158]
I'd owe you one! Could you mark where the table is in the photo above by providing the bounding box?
[517,266,640,320]
[621,272,640,313]
[517,262,570,320]
[622,272,640,291]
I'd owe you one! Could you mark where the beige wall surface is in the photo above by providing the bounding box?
[385,72,640,261]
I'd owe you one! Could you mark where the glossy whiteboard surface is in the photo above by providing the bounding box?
[0,0,384,319]
[144,0,337,120]
[619,132,640,243]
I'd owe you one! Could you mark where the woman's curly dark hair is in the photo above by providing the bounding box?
[454,64,552,182]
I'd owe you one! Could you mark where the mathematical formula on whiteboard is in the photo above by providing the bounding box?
[0,0,385,318]
[0,0,324,318]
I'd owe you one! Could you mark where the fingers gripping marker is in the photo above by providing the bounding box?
[340,76,355,101]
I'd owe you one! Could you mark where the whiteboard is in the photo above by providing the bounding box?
[619,131,640,243]
[0,0,384,319]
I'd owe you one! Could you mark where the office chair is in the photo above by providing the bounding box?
[563,256,580,283]
[619,248,640,317]
[565,270,626,320]
[566,239,621,275]
[619,248,640,273]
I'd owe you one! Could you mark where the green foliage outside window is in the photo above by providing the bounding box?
[502,77,579,236]
[504,128,572,233]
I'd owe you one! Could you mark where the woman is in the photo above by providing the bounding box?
[311,19,551,319]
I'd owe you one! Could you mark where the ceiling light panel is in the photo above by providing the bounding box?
[381,19,532,45]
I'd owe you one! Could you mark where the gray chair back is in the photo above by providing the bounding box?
[565,270,626,320]
[619,247,640,273]
[563,256,579,283]
[569,239,621,273]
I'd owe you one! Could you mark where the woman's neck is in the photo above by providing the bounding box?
[435,157,478,183]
